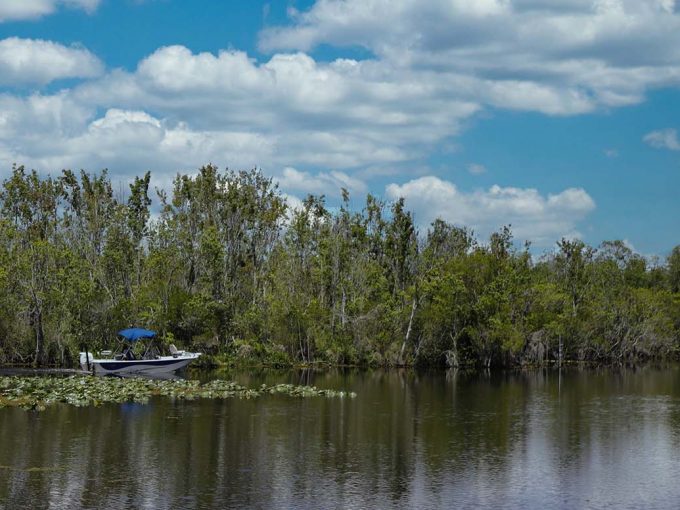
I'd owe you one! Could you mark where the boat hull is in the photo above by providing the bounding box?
[89,354,201,376]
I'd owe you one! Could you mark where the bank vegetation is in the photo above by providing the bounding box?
[1,165,679,368]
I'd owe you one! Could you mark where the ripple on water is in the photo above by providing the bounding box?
[1,367,680,509]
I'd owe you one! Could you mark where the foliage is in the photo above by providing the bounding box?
[0,165,678,367]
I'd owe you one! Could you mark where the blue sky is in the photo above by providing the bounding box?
[0,0,679,255]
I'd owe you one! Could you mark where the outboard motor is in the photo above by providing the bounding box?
[79,351,94,372]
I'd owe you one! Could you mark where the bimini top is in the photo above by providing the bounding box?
[118,328,156,341]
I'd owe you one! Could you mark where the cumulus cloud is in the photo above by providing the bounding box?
[276,167,367,198]
[643,128,680,151]
[90,46,478,141]
[0,32,601,249]
[0,93,93,141]
[0,44,479,177]
[1,0,678,180]
[0,38,103,85]
[0,104,274,182]
[0,3,664,246]
[0,0,99,22]
[386,176,595,246]
[260,0,680,115]
[282,192,304,210]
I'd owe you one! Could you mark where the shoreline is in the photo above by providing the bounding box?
[2,357,679,374]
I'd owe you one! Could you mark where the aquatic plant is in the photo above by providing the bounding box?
[0,376,356,411]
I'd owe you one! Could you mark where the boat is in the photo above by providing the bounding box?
[79,328,202,376]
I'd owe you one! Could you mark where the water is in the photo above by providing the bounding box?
[2,366,680,509]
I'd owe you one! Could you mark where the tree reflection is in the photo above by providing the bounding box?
[1,367,680,508]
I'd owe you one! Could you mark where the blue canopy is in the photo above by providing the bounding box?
[118,328,156,342]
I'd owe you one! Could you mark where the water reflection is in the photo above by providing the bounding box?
[1,366,680,509]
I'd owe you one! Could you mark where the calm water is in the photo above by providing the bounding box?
[2,366,680,509]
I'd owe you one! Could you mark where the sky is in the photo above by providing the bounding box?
[0,0,679,255]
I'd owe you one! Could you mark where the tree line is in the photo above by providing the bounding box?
[0,165,678,367]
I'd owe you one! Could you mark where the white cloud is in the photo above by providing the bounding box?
[604,148,619,158]
[643,128,680,151]
[0,0,57,21]
[282,193,304,213]
[279,192,307,225]
[0,44,479,176]
[0,38,103,85]
[0,93,93,141]
[97,46,478,144]
[0,101,274,181]
[386,176,595,246]
[89,108,161,130]
[0,0,99,22]
[260,0,680,115]
[0,2,671,247]
[276,167,367,198]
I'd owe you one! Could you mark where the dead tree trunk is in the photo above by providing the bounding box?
[399,297,417,364]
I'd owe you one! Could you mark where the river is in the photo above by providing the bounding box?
[1,366,680,509]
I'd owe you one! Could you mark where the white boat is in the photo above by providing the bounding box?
[80,328,202,376]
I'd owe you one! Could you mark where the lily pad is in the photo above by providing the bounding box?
[0,376,356,411]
